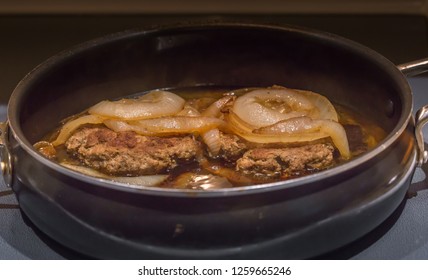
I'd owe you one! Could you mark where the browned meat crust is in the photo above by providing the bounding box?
[64,125,354,181]
[216,132,248,162]
[236,143,335,179]
[65,126,201,176]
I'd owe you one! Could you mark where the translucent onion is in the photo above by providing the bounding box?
[104,116,225,136]
[176,103,201,117]
[52,114,105,146]
[60,162,168,187]
[226,112,350,158]
[200,159,256,186]
[88,90,185,120]
[314,120,350,158]
[198,96,234,155]
[232,87,338,128]
[201,128,221,155]
[228,87,349,158]
[255,117,351,158]
[254,116,320,134]
[201,95,235,117]
[227,112,329,144]
[295,89,339,121]
[227,111,259,134]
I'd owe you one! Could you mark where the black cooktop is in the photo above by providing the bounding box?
[1,14,428,259]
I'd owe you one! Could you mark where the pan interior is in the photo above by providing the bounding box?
[9,24,411,191]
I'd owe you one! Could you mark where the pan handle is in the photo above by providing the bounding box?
[0,121,13,188]
[398,58,428,166]
[415,107,428,166]
[397,58,428,77]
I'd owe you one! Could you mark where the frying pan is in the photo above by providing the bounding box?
[1,22,427,259]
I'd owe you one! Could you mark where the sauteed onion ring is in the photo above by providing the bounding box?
[255,117,351,158]
[232,87,338,128]
[89,90,185,120]
[104,116,225,136]
[61,163,168,187]
[201,95,235,155]
[229,87,350,158]
[52,114,105,146]
[50,86,350,159]
[227,111,330,144]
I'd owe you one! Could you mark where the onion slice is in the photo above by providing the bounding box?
[255,117,350,158]
[176,103,201,116]
[226,113,350,158]
[201,128,221,155]
[232,87,338,128]
[104,116,225,136]
[200,159,256,186]
[201,95,235,117]
[199,96,234,155]
[60,162,168,187]
[254,116,322,134]
[227,114,329,144]
[229,87,349,158]
[52,114,105,146]
[295,89,339,121]
[88,90,185,120]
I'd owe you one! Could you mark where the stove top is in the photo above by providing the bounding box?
[1,14,428,259]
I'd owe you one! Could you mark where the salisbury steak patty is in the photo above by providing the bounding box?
[236,143,335,179]
[65,126,201,175]
[216,132,248,162]
[65,127,338,180]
